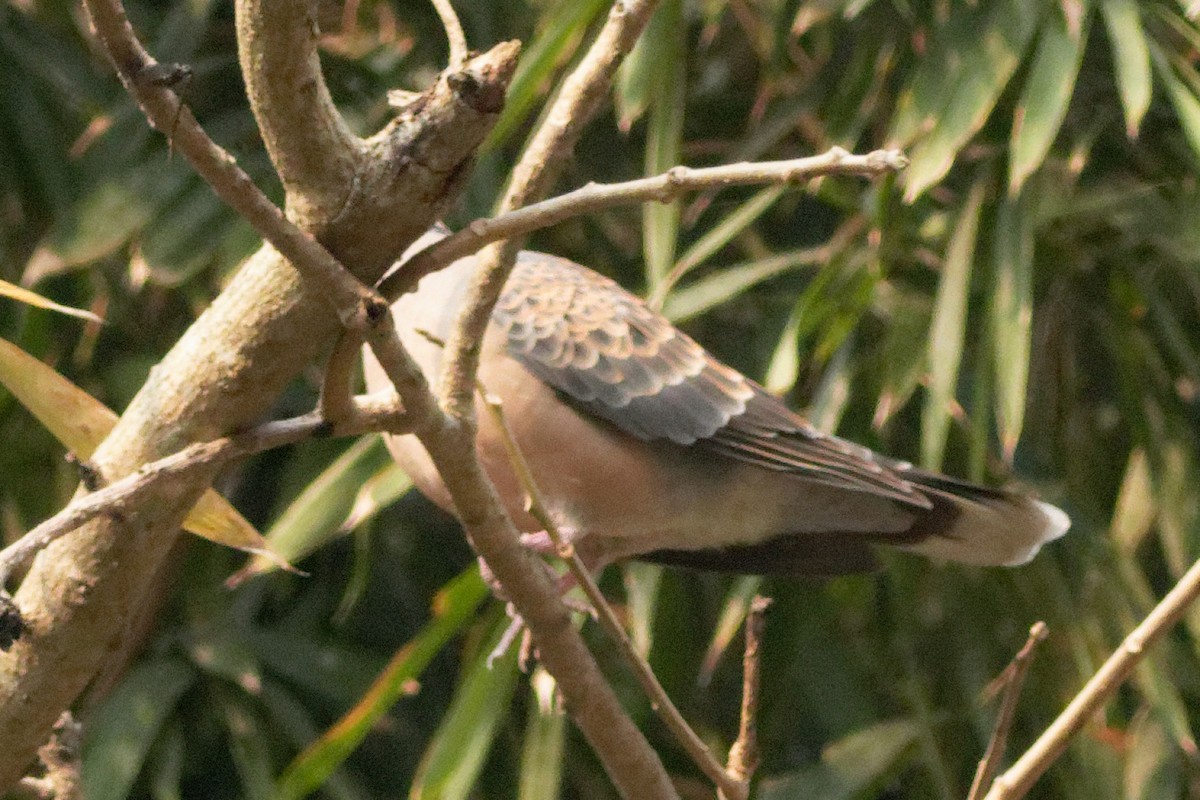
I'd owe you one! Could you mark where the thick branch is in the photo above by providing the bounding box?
[0,4,512,791]
[235,0,363,223]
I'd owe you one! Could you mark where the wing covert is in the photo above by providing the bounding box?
[494,251,928,507]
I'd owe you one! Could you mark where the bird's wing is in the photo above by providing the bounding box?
[495,251,929,508]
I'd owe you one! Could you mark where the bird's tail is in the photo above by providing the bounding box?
[890,469,1070,566]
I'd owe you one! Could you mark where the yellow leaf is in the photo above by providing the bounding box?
[0,278,104,324]
[0,337,288,565]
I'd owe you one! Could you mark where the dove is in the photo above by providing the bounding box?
[364,229,1069,575]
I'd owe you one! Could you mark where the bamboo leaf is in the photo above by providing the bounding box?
[1101,0,1153,137]
[482,0,610,152]
[409,611,522,800]
[82,658,196,800]
[518,668,566,800]
[652,185,786,307]
[990,193,1034,461]
[276,570,490,800]
[901,0,1043,200]
[231,437,395,582]
[1151,46,1200,163]
[662,246,826,324]
[0,337,275,558]
[639,0,685,291]
[1111,449,1157,555]
[0,278,102,323]
[758,718,921,800]
[921,180,985,469]
[1009,2,1090,193]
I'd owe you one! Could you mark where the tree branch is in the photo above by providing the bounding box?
[379,148,908,301]
[0,1,513,790]
[968,622,1048,800]
[235,0,364,226]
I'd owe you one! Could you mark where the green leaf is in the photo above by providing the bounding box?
[623,561,663,658]
[1150,46,1200,164]
[82,658,196,800]
[900,0,1043,200]
[661,245,826,323]
[217,690,277,800]
[1124,713,1185,800]
[483,0,611,152]
[1009,2,1090,193]
[518,668,566,800]
[990,193,1034,461]
[276,569,490,800]
[232,436,395,581]
[921,179,985,470]
[1101,0,1153,137]
[651,185,786,307]
[640,0,685,291]
[339,460,414,534]
[410,611,522,800]
[699,575,762,684]
[1111,449,1156,555]
[757,718,921,800]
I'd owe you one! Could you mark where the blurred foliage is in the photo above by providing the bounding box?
[4,0,1200,797]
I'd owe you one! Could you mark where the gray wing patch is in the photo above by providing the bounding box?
[495,251,928,508]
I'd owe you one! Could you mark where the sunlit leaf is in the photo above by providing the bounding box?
[651,186,786,307]
[1124,713,1185,800]
[276,569,490,800]
[1009,2,1089,193]
[921,180,985,469]
[1101,0,1152,137]
[623,560,663,658]
[664,247,827,328]
[0,278,102,323]
[699,575,761,684]
[1111,449,1156,555]
[484,0,611,152]
[0,337,274,558]
[990,193,1034,460]
[1151,47,1200,163]
[900,1,1043,200]
[82,658,196,800]
[641,0,685,292]
[232,436,394,582]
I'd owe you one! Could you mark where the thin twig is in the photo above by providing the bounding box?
[380,148,908,301]
[478,387,745,800]
[984,556,1200,800]
[725,596,771,797]
[968,622,1049,800]
[430,0,469,67]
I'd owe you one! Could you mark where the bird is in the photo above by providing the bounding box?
[363,228,1069,576]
